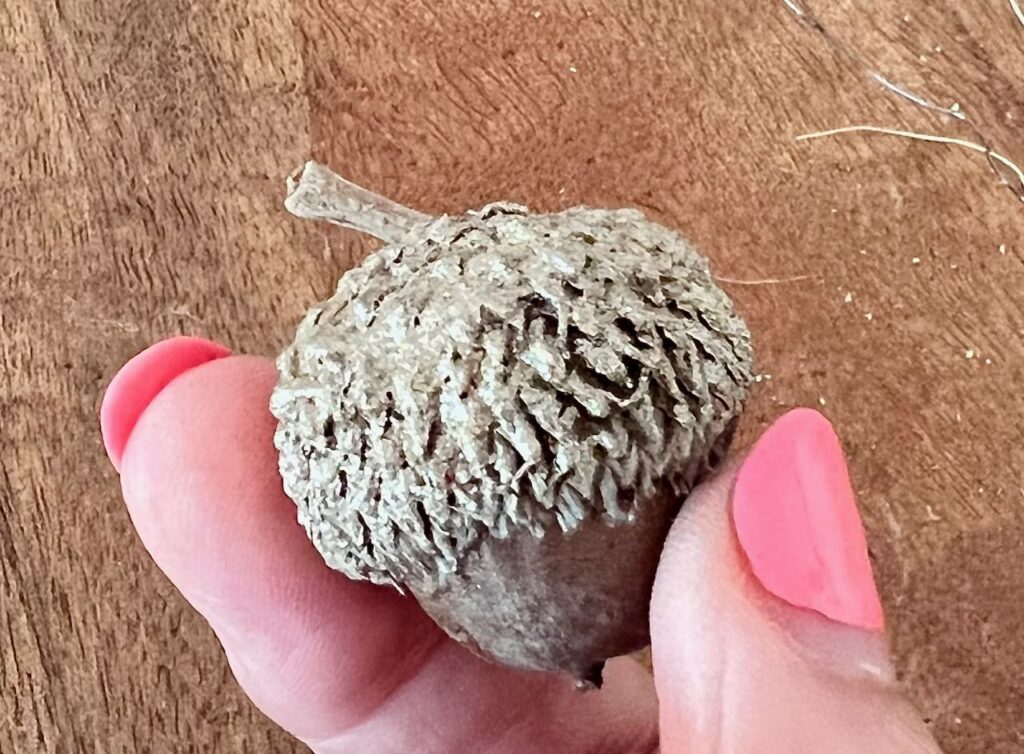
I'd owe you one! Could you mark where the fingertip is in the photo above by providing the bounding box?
[733,407,884,631]
[118,354,305,605]
[650,412,937,754]
[101,336,231,472]
[117,354,439,739]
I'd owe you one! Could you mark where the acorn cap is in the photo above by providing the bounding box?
[272,162,753,679]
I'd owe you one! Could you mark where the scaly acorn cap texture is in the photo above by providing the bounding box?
[271,162,754,684]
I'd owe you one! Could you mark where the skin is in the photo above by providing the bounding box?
[115,354,942,753]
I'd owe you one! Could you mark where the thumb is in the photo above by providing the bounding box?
[651,409,942,753]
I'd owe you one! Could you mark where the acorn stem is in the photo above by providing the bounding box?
[284,160,432,243]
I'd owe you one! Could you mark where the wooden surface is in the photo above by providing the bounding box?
[2,1,1023,751]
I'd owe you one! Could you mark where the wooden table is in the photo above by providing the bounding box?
[3,1,1022,750]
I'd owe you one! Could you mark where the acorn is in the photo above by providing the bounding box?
[271,162,753,685]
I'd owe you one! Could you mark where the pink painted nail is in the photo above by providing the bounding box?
[100,336,231,473]
[732,409,885,630]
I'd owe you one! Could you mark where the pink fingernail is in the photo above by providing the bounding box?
[100,336,231,473]
[732,409,884,630]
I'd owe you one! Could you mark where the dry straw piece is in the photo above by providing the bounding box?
[272,162,754,682]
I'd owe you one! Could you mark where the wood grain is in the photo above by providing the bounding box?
[2,0,1022,751]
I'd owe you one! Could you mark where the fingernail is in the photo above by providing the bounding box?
[732,409,884,630]
[100,336,231,473]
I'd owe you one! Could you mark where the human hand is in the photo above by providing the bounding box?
[101,337,942,753]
